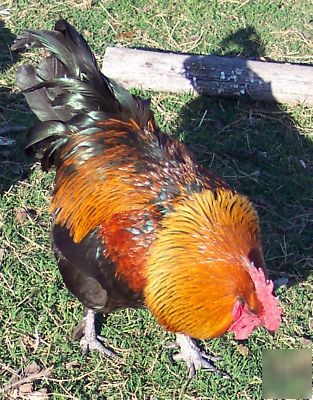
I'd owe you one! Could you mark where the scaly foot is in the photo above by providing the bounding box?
[77,309,117,359]
[173,334,230,379]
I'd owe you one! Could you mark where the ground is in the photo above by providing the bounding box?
[0,1,312,399]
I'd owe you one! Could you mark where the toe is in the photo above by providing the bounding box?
[188,364,196,379]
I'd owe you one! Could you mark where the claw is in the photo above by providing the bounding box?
[78,309,118,359]
[174,334,230,379]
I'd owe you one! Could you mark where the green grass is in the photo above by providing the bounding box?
[0,1,312,399]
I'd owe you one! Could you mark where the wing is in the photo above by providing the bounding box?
[50,117,226,244]
[52,224,143,312]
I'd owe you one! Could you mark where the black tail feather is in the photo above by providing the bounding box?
[12,19,120,122]
[12,19,153,170]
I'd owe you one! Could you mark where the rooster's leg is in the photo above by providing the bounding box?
[173,333,230,379]
[75,308,116,358]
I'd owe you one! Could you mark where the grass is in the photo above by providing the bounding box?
[0,0,312,399]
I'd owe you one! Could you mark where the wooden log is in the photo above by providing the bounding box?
[102,47,313,105]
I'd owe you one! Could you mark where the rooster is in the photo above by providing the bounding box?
[12,19,281,378]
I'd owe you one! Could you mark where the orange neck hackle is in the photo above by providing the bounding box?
[144,188,263,339]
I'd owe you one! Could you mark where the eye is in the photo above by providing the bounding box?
[248,247,264,269]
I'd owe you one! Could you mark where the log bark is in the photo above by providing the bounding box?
[102,47,313,105]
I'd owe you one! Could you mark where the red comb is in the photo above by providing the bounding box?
[244,258,282,332]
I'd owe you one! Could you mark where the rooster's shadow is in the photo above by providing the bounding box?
[0,20,36,195]
[177,27,312,286]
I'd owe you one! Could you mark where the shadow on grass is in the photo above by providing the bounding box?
[179,27,312,285]
[0,20,35,194]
